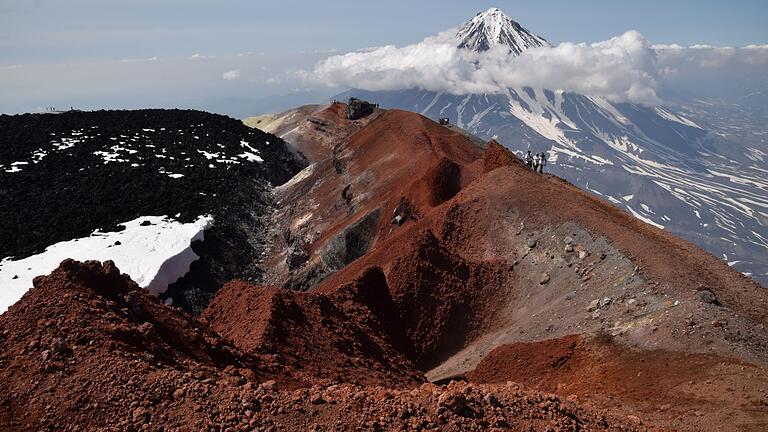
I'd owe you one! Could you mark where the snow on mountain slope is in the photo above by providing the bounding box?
[0,215,212,313]
[456,7,550,54]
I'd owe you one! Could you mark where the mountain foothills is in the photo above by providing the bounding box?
[2,99,768,431]
[340,7,768,287]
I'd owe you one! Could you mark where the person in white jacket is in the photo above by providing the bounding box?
[533,153,541,172]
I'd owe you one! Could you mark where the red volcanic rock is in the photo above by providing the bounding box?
[274,109,768,430]
[467,334,768,431]
[383,229,511,370]
[420,156,462,206]
[482,139,523,173]
[0,260,641,431]
[0,259,271,429]
[200,267,423,388]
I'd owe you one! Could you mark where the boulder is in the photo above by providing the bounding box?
[437,391,466,414]
[310,392,326,405]
[132,407,150,423]
[598,297,612,308]
[587,299,600,312]
[483,392,500,407]
[346,98,375,120]
[698,290,720,306]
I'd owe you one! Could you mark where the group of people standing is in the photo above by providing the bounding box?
[524,150,547,173]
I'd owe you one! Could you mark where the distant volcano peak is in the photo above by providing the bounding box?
[456,7,551,54]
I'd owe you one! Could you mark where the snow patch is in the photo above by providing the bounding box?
[0,215,213,314]
[239,152,263,163]
[625,205,665,229]
[654,106,703,129]
[197,150,221,160]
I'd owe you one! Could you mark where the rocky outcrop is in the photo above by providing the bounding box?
[346,97,375,120]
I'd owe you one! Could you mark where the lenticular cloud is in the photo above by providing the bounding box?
[305,30,663,105]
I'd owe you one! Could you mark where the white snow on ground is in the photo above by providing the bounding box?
[625,205,665,229]
[0,215,213,314]
[239,152,263,162]
[239,140,264,162]
[654,106,703,129]
[197,150,221,160]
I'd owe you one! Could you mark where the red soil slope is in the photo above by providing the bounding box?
[0,260,274,429]
[1,260,639,431]
[468,335,768,431]
[200,268,423,388]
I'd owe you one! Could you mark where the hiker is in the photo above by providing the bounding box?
[539,152,547,173]
[525,151,533,169]
[533,153,541,172]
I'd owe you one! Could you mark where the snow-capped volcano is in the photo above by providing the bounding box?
[456,7,550,54]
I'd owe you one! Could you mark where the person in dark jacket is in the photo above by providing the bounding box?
[539,152,547,173]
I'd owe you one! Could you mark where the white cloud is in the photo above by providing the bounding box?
[655,44,768,70]
[304,30,663,105]
[303,30,768,107]
[222,69,241,81]
[118,56,159,63]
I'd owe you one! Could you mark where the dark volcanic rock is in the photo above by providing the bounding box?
[0,109,304,312]
[346,97,375,120]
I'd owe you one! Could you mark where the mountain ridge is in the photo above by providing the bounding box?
[337,7,768,286]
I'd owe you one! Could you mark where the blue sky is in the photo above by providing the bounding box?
[1,1,766,114]
[2,0,766,64]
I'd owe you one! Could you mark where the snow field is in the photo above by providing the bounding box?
[0,215,213,313]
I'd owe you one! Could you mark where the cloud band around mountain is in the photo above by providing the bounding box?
[303,31,768,106]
